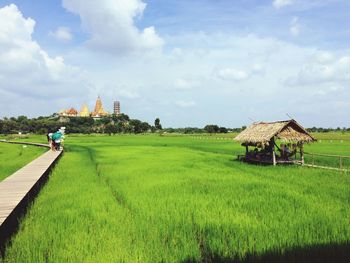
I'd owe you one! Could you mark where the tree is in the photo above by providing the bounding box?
[112,113,130,122]
[204,125,219,133]
[219,127,228,133]
[140,122,151,133]
[129,119,142,134]
[155,118,162,130]
[104,124,117,135]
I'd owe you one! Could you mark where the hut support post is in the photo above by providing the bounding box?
[271,138,277,166]
[300,143,304,165]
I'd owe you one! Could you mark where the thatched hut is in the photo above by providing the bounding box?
[235,120,316,165]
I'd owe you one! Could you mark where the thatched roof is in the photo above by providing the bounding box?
[234,120,316,145]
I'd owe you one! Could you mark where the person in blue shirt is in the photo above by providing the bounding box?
[51,130,63,151]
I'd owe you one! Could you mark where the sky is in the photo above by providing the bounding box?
[0,0,349,128]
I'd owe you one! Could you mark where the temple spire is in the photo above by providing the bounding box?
[92,96,108,117]
[80,104,90,117]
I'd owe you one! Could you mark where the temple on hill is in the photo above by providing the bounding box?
[59,96,110,118]
[91,96,109,118]
[80,104,90,117]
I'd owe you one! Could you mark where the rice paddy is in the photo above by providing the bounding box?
[0,143,46,181]
[1,134,350,262]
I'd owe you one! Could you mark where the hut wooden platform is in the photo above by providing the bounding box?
[235,120,316,166]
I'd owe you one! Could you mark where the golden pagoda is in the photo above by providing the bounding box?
[91,96,109,117]
[58,96,110,118]
[80,104,90,117]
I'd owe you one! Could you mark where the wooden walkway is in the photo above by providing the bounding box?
[0,140,50,148]
[0,141,62,253]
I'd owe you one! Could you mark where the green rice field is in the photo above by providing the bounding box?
[1,134,350,262]
[0,143,46,181]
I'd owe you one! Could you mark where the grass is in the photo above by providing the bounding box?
[2,134,350,262]
[302,134,350,169]
[0,143,46,181]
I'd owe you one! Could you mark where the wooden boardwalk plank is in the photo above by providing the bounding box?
[0,142,62,227]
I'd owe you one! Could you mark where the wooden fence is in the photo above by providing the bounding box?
[303,152,350,172]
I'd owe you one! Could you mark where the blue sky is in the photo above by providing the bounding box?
[6,0,350,48]
[0,0,349,127]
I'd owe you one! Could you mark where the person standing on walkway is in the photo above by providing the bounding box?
[52,130,63,151]
[47,132,54,151]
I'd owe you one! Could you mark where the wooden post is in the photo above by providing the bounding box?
[312,154,314,166]
[271,138,276,166]
[339,157,342,169]
[245,145,248,154]
[300,143,304,165]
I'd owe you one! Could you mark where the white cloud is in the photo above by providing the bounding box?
[273,0,293,9]
[0,5,34,43]
[62,0,164,54]
[85,32,348,127]
[252,63,265,74]
[175,100,196,108]
[273,0,336,11]
[1,3,348,127]
[313,85,342,96]
[339,56,350,66]
[174,78,200,90]
[49,27,73,42]
[290,17,300,36]
[214,63,265,82]
[286,53,350,86]
[313,51,334,64]
[215,68,249,81]
[118,89,140,99]
[0,4,84,111]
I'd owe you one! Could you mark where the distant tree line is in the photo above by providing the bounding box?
[162,125,244,134]
[0,114,161,135]
[306,127,350,133]
[0,115,349,135]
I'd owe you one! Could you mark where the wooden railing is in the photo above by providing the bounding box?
[304,152,350,172]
